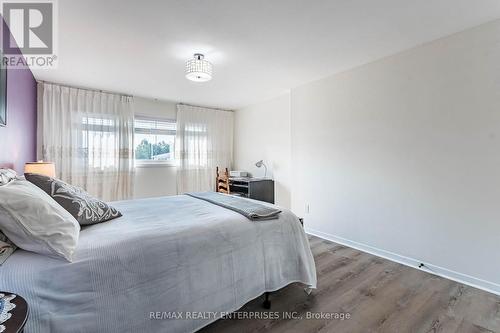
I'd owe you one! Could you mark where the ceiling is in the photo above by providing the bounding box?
[32,0,500,110]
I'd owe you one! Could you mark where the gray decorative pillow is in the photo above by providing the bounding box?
[25,173,122,226]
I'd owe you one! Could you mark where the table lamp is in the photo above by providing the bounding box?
[24,161,56,178]
[255,160,267,178]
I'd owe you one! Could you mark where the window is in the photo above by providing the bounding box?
[134,116,176,165]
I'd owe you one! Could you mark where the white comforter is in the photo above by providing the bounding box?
[0,195,316,333]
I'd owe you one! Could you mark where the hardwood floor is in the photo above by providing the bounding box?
[201,235,500,333]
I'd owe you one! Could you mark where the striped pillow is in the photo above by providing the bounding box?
[0,168,17,186]
[0,231,17,265]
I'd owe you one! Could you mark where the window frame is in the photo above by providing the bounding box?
[133,115,176,168]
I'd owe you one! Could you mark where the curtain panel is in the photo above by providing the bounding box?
[37,82,135,201]
[175,104,234,193]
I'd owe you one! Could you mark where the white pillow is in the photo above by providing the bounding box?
[0,179,80,261]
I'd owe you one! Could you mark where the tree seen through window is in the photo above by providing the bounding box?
[135,139,171,160]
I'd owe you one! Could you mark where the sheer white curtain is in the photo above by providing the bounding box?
[37,82,135,201]
[175,104,233,193]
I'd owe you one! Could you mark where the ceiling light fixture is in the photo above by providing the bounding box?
[185,53,213,82]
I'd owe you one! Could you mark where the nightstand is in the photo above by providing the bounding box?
[228,177,275,204]
[0,292,28,333]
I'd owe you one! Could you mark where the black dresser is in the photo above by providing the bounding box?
[229,177,275,204]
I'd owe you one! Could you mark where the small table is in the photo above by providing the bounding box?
[0,292,28,333]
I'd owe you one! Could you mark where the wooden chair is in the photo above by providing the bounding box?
[216,167,230,194]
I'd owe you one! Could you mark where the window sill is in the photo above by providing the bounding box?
[134,162,176,168]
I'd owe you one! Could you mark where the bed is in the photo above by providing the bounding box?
[0,194,317,333]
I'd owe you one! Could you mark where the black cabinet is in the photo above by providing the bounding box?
[229,178,275,204]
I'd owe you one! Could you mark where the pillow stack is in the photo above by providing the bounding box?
[0,169,19,264]
[0,169,122,264]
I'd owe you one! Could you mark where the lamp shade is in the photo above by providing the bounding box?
[254,160,267,178]
[24,162,56,178]
[185,53,213,82]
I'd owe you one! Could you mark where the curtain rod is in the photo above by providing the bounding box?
[37,82,233,111]
[37,80,133,98]
[177,103,234,112]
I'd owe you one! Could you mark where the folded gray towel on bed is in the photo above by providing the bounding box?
[186,192,282,221]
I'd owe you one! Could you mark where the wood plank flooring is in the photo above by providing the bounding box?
[201,235,500,333]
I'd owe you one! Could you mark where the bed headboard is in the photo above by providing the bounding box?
[0,162,14,169]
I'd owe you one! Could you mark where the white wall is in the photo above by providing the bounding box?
[133,97,178,198]
[234,93,292,208]
[291,20,500,292]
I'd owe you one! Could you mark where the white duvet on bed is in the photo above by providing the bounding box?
[0,195,316,333]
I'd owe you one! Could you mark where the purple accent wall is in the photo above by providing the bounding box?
[0,17,37,173]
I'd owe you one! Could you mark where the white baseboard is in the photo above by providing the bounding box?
[305,227,500,296]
